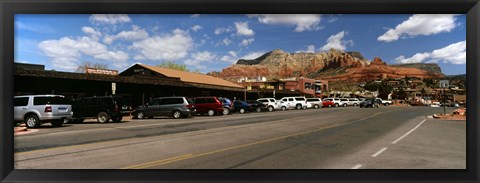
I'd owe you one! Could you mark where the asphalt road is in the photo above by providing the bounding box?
[14,106,465,169]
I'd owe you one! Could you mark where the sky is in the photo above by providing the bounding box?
[15,14,466,75]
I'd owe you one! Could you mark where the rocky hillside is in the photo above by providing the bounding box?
[390,63,442,74]
[210,49,444,82]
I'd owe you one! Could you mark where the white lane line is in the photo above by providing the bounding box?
[351,164,362,169]
[392,119,426,144]
[371,147,388,157]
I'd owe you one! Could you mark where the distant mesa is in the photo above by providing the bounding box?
[209,49,445,83]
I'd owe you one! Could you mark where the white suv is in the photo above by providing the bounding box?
[280,97,308,110]
[14,95,73,128]
[347,98,361,106]
[306,98,322,109]
[257,98,284,112]
[339,98,350,107]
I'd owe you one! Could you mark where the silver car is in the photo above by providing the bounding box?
[14,95,73,128]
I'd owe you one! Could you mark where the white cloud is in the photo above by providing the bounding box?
[191,14,201,18]
[184,51,216,69]
[378,14,458,42]
[38,36,129,71]
[101,25,148,44]
[320,31,352,51]
[240,51,266,60]
[90,14,131,25]
[248,14,321,32]
[132,29,193,61]
[394,41,466,65]
[220,51,266,64]
[15,22,56,33]
[222,37,232,46]
[191,25,202,32]
[296,45,316,53]
[214,27,233,35]
[394,53,431,64]
[82,26,102,38]
[241,38,255,46]
[220,51,238,63]
[234,22,255,36]
[115,25,149,41]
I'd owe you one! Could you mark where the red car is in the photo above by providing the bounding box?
[322,99,335,108]
[193,97,224,116]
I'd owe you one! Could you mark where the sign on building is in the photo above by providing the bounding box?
[439,80,449,88]
[86,68,118,75]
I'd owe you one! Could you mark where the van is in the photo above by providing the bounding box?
[133,97,195,119]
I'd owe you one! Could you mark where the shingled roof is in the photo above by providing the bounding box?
[134,64,243,89]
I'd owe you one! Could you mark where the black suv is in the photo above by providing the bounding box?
[71,96,131,123]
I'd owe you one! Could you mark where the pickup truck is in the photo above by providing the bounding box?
[375,98,393,106]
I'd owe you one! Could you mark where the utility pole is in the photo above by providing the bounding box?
[440,80,449,115]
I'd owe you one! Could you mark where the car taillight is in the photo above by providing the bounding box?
[186,104,193,108]
[45,106,52,112]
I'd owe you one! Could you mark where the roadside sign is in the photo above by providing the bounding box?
[112,82,116,95]
[439,80,449,88]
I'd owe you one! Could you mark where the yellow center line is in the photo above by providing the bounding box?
[122,154,194,169]
[122,112,387,169]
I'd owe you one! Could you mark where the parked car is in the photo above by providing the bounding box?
[360,98,381,108]
[232,100,250,114]
[306,98,322,109]
[14,95,73,128]
[323,98,341,107]
[257,98,281,112]
[280,97,308,110]
[193,96,223,116]
[245,100,267,112]
[347,98,361,106]
[132,97,195,119]
[322,98,335,108]
[218,97,233,115]
[339,98,350,107]
[71,96,131,123]
[375,98,393,106]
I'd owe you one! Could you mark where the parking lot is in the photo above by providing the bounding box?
[14,105,465,169]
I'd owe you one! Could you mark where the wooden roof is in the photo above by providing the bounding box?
[135,64,243,89]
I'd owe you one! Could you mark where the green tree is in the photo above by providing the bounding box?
[157,61,190,72]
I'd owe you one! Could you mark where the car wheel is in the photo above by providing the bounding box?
[172,110,182,119]
[268,106,274,112]
[207,109,215,116]
[112,116,123,123]
[385,103,389,106]
[335,103,339,107]
[328,104,332,108]
[281,106,286,111]
[97,112,110,123]
[296,104,302,110]
[343,104,347,107]
[51,120,63,127]
[239,108,246,114]
[25,114,40,128]
[256,107,261,113]
[353,103,358,106]
[136,111,145,119]
[222,108,230,115]
[314,104,319,109]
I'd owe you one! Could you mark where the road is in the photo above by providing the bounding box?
[14,106,465,169]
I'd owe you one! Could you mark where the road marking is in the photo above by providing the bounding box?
[122,110,391,169]
[392,119,426,144]
[351,164,362,169]
[45,128,112,135]
[122,154,194,169]
[371,147,388,157]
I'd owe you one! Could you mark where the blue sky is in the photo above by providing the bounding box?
[15,14,466,75]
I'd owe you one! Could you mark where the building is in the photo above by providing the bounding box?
[281,77,316,97]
